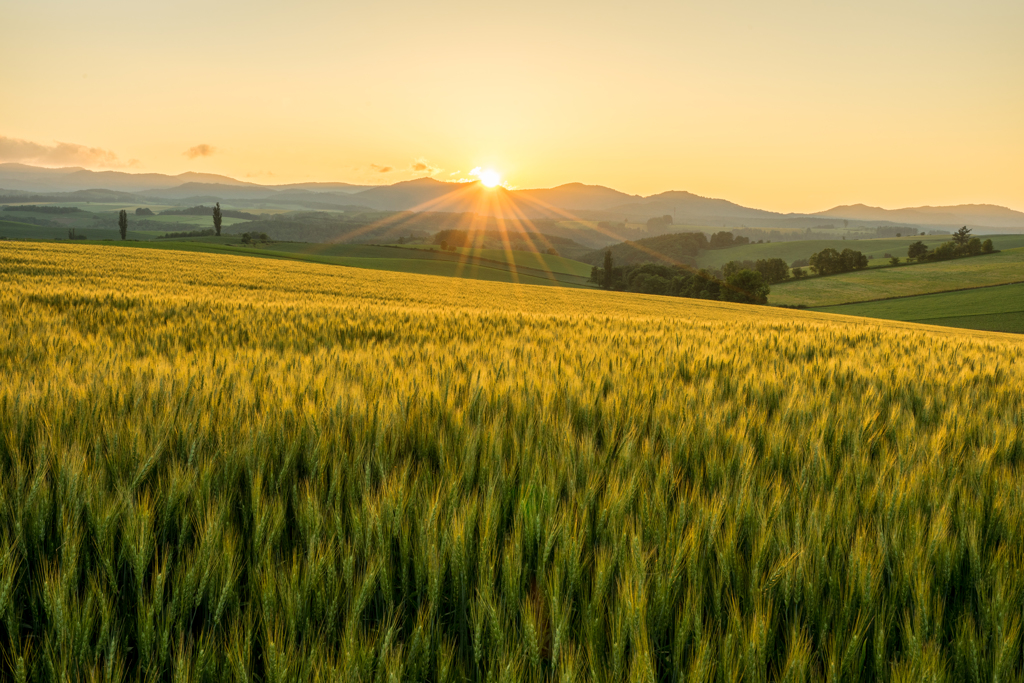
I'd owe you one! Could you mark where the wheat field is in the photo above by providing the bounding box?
[1,241,1023,682]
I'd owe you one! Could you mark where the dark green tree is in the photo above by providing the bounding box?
[840,248,868,271]
[952,225,972,250]
[118,209,128,240]
[721,269,769,305]
[602,249,614,290]
[809,248,841,275]
[907,241,929,261]
[982,238,994,253]
[213,202,223,236]
[755,258,790,284]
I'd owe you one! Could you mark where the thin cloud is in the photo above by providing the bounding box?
[370,163,393,173]
[184,144,216,159]
[0,136,121,167]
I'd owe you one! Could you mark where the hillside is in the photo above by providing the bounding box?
[5,163,1022,232]
[604,190,783,222]
[817,281,1024,334]
[816,203,1024,229]
[579,231,713,267]
[2,241,1023,681]
[770,247,1024,307]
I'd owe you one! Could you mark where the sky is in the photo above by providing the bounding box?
[1,0,1022,213]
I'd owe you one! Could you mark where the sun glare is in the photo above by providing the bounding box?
[479,169,501,188]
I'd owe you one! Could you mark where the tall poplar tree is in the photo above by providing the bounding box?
[118,209,128,240]
[213,202,223,236]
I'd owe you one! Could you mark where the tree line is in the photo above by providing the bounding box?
[591,251,770,305]
[907,227,992,262]
[808,248,869,275]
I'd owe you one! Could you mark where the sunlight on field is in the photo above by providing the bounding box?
[2,241,1023,681]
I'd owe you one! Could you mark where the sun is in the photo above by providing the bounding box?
[479,169,501,188]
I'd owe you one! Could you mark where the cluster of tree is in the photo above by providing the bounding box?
[591,252,769,305]
[708,231,751,249]
[907,227,993,262]
[66,228,87,240]
[809,248,868,275]
[135,207,155,216]
[158,228,216,239]
[2,205,81,214]
[722,257,790,284]
[159,204,257,220]
[240,232,270,244]
[646,215,673,230]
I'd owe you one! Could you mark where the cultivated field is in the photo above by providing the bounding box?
[694,234,1024,270]
[1,241,1023,681]
[770,247,1024,307]
[819,281,1024,334]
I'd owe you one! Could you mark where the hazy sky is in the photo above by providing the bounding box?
[2,0,1021,212]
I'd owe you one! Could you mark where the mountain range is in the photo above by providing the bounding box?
[2,163,1022,231]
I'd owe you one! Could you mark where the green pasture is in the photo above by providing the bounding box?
[142,214,252,227]
[0,219,167,241]
[693,234,1024,270]
[443,246,593,277]
[769,247,1024,307]
[818,281,1024,334]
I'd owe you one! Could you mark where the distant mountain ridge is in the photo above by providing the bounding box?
[814,203,1024,229]
[1,163,1022,231]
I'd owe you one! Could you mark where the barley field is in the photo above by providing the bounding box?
[1,241,1023,682]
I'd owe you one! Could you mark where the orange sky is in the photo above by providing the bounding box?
[1,0,1021,213]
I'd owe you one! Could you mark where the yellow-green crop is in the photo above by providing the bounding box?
[1,241,1023,682]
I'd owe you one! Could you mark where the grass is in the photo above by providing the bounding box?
[769,246,1024,307]
[437,246,593,277]
[0,219,159,241]
[694,234,1024,270]
[1,240,1023,681]
[816,281,1024,334]
[139,215,252,228]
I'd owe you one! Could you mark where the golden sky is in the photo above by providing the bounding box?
[2,0,1021,213]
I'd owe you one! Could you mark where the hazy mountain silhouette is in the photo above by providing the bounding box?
[0,163,259,193]
[514,183,639,211]
[815,203,1024,229]
[603,190,783,222]
[1,163,1021,231]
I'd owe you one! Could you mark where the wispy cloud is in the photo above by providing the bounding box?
[184,144,216,159]
[370,163,393,173]
[0,136,122,167]
[410,158,441,175]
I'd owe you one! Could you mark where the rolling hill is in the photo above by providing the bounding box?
[3,163,1023,232]
[815,203,1024,229]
